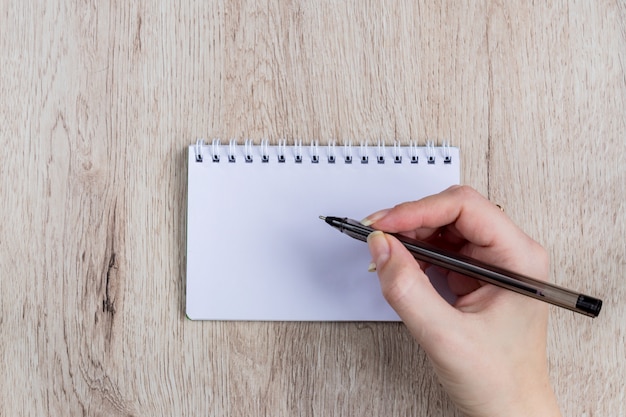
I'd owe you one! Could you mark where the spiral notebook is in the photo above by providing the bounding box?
[186,140,460,321]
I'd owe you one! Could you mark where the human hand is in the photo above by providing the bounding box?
[363,185,562,417]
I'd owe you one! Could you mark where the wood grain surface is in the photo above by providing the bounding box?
[1,1,624,416]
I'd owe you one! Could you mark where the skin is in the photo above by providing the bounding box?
[363,185,562,417]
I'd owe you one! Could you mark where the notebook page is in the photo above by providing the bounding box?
[186,143,460,320]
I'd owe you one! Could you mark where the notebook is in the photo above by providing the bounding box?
[186,139,460,321]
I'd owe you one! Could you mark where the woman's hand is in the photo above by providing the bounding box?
[364,185,561,417]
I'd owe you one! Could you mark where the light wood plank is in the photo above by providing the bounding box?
[1,1,624,416]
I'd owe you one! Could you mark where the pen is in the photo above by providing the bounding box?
[320,216,602,317]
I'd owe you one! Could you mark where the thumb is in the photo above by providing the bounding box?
[367,231,460,345]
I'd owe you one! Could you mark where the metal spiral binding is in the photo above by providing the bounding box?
[244,139,254,163]
[393,141,403,163]
[359,142,369,164]
[228,139,237,162]
[376,141,385,164]
[310,140,320,163]
[195,139,204,162]
[194,139,454,165]
[344,141,353,164]
[442,140,452,164]
[327,141,336,163]
[211,139,221,162]
[410,140,419,163]
[277,139,287,163]
[261,139,270,163]
[426,140,436,164]
[294,140,303,163]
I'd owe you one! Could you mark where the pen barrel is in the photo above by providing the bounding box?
[325,217,602,317]
[404,245,602,317]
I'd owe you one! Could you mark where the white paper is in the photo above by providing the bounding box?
[186,143,460,320]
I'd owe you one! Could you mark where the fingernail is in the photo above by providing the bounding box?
[367,230,390,267]
[361,209,391,226]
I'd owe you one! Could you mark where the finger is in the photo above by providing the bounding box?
[363,209,440,241]
[367,231,460,345]
[364,185,525,250]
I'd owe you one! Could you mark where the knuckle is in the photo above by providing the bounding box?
[452,184,479,200]
[393,200,414,211]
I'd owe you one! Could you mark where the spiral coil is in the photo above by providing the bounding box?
[193,139,454,165]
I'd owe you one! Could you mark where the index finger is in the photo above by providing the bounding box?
[364,185,526,249]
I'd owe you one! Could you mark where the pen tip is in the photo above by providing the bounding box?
[319,215,326,220]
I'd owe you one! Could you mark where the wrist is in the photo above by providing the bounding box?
[455,371,561,417]
[511,386,562,417]
[479,380,561,417]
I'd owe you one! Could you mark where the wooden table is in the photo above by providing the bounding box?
[2,2,624,415]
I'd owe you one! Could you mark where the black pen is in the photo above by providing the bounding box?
[320,216,602,317]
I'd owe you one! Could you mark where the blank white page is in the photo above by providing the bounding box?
[186,142,460,320]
